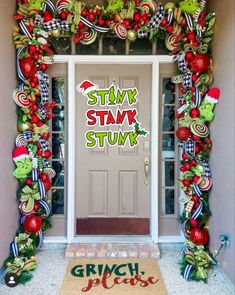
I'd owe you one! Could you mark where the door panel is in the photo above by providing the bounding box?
[75,64,151,235]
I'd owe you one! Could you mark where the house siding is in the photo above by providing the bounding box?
[209,0,235,284]
[0,0,18,265]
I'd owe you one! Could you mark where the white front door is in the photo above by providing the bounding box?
[75,64,151,235]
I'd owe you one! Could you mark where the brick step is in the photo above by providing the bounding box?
[65,243,160,259]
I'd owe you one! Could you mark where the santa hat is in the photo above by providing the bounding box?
[205,88,220,104]
[12,146,29,163]
[77,80,97,95]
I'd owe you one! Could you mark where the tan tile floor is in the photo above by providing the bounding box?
[0,244,234,295]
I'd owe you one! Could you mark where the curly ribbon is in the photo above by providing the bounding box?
[13,30,30,49]
[165,34,180,52]
[6,257,37,277]
[195,73,213,90]
[37,155,44,170]
[20,185,41,213]
[174,7,183,24]
[184,43,208,54]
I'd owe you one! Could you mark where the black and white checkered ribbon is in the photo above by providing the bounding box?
[36,71,49,104]
[173,52,189,73]
[60,20,71,31]
[43,19,61,31]
[200,160,212,177]
[39,139,50,152]
[43,159,50,167]
[179,140,195,158]
[35,15,43,27]
[147,4,165,30]
[38,104,47,119]
[171,71,192,89]
[137,29,148,38]
[23,131,33,142]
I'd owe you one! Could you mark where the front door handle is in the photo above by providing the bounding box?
[144,156,150,185]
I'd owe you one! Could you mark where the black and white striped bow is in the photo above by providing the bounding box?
[147,4,165,30]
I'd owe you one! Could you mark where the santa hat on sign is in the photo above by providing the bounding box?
[204,88,220,104]
[12,146,29,163]
[77,80,98,95]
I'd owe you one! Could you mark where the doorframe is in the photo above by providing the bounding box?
[45,55,184,244]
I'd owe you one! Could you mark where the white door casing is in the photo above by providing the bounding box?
[44,55,183,244]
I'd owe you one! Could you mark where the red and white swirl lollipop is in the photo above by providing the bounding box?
[15,134,27,147]
[139,0,157,13]
[199,177,213,191]
[80,29,98,45]
[13,89,30,108]
[190,122,209,138]
[113,23,127,39]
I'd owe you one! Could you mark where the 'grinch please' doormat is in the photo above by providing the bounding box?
[59,259,167,295]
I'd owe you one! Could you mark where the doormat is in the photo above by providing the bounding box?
[59,259,167,295]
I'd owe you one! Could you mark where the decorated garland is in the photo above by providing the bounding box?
[0,0,219,285]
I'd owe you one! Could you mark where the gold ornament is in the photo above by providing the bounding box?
[127,30,137,42]
[50,29,61,38]
[17,121,31,132]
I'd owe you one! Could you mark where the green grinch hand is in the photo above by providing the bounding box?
[107,0,124,13]
[29,0,44,11]
[12,147,33,179]
[179,0,199,15]
[199,88,220,122]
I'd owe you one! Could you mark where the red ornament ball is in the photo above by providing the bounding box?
[19,57,37,79]
[187,32,196,42]
[166,25,173,34]
[190,108,200,118]
[190,228,209,245]
[23,215,42,233]
[26,178,33,186]
[133,12,141,21]
[43,150,51,159]
[189,219,199,228]
[183,179,191,187]
[33,202,40,211]
[190,54,210,74]
[97,17,105,26]
[182,152,188,160]
[40,172,49,182]
[176,127,191,140]
[44,180,52,191]
[88,11,96,22]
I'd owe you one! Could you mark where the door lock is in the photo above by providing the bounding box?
[144,156,150,185]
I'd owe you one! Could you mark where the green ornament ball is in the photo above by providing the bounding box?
[127,30,137,42]
[17,121,31,132]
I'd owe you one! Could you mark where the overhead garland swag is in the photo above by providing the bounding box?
[1,0,220,285]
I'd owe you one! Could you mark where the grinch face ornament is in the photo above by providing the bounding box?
[199,88,220,122]
[179,0,199,15]
[12,147,33,179]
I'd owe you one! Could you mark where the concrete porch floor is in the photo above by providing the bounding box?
[0,244,234,295]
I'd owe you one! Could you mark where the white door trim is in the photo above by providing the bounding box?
[47,55,174,244]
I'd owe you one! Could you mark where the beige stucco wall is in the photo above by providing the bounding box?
[208,0,235,284]
[0,0,18,265]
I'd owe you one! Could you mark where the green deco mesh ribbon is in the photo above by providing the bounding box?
[15,233,34,254]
